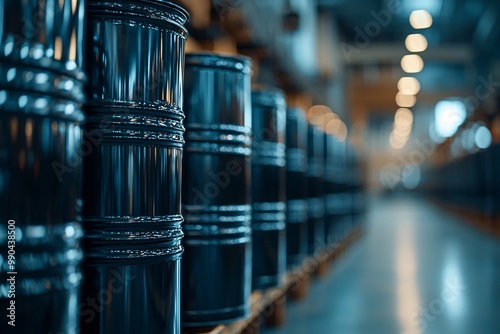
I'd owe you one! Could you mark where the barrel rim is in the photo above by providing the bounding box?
[286,106,307,119]
[185,52,252,74]
[88,0,190,20]
[87,0,189,36]
[181,304,250,328]
[151,0,190,20]
[251,88,287,108]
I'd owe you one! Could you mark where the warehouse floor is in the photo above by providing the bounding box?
[263,194,500,334]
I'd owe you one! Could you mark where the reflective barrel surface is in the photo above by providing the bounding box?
[331,138,350,241]
[323,132,337,244]
[182,53,252,327]
[82,2,188,333]
[251,89,286,289]
[0,0,86,333]
[285,107,308,268]
[306,124,325,254]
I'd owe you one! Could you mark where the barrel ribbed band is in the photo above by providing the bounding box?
[286,148,307,172]
[83,214,184,263]
[183,204,251,225]
[0,221,83,296]
[84,105,185,146]
[252,201,286,228]
[0,64,86,104]
[183,204,251,244]
[286,199,308,223]
[185,124,251,156]
[252,141,286,166]
[308,197,325,218]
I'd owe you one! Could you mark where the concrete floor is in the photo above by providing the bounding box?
[263,194,500,334]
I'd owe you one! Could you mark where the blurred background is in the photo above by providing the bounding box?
[2,0,500,333]
[173,0,500,333]
[177,0,500,193]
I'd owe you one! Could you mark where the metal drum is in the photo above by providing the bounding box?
[182,53,252,327]
[0,1,86,333]
[344,143,355,234]
[82,2,188,333]
[492,144,500,232]
[332,138,349,241]
[306,124,325,254]
[323,132,336,244]
[350,147,366,227]
[251,89,286,289]
[285,107,308,268]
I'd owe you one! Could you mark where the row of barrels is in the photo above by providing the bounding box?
[419,144,500,227]
[0,1,364,333]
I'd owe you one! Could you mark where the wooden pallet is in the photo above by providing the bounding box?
[183,227,363,334]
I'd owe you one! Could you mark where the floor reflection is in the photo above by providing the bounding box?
[262,194,500,334]
[396,218,420,334]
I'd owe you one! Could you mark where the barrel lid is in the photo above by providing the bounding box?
[155,0,190,18]
[87,0,189,35]
[287,107,306,120]
[144,0,189,21]
[251,88,286,108]
[185,52,252,74]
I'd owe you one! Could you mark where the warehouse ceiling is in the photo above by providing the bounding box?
[175,0,500,188]
[318,0,500,65]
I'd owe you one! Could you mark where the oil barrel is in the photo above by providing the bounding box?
[285,107,308,268]
[0,0,86,333]
[306,124,324,254]
[181,53,252,327]
[251,88,286,289]
[81,2,188,333]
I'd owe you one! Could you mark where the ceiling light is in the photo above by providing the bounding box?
[397,77,420,95]
[390,132,406,149]
[434,100,466,138]
[409,10,433,29]
[401,54,424,73]
[405,34,428,52]
[395,108,414,126]
[396,92,416,108]
[475,126,492,149]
